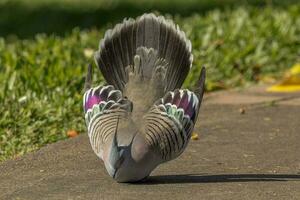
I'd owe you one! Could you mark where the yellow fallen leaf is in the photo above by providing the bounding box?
[191,132,199,140]
[267,85,300,92]
[291,64,300,75]
[267,63,300,92]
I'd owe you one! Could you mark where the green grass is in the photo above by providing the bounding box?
[0,1,300,161]
[0,0,299,38]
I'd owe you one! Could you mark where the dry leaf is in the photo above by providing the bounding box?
[67,130,78,138]
[191,132,199,140]
[267,63,300,92]
[239,108,246,114]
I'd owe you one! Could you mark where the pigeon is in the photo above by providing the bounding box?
[83,13,206,183]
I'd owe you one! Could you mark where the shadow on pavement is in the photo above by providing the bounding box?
[142,174,300,184]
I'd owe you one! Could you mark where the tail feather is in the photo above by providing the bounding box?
[84,64,93,92]
[193,67,206,109]
[94,13,193,92]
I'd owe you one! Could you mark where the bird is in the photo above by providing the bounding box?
[83,13,206,183]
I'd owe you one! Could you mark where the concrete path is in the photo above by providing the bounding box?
[1,86,300,200]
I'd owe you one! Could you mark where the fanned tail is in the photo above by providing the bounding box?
[94,13,193,93]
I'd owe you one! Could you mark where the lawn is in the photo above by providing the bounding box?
[0,0,300,161]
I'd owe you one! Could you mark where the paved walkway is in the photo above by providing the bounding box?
[1,86,300,199]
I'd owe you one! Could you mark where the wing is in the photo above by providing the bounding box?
[142,89,200,162]
[83,85,132,159]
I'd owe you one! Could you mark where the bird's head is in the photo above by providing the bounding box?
[102,119,159,182]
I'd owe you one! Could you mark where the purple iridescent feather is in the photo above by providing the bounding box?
[163,90,197,120]
[85,95,102,111]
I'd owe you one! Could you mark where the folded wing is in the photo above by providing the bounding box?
[142,89,199,161]
[141,67,205,162]
[83,85,132,159]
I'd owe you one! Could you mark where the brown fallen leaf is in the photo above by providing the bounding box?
[67,130,78,138]
[239,108,246,114]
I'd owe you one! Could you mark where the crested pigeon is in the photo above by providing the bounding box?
[83,13,206,183]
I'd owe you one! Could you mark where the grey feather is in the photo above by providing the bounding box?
[142,89,198,162]
[84,64,93,92]
[94,13,192,92]
[84,85,132,159]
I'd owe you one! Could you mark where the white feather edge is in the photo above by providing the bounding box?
[98,13,193,68]
[156,89,199,122]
